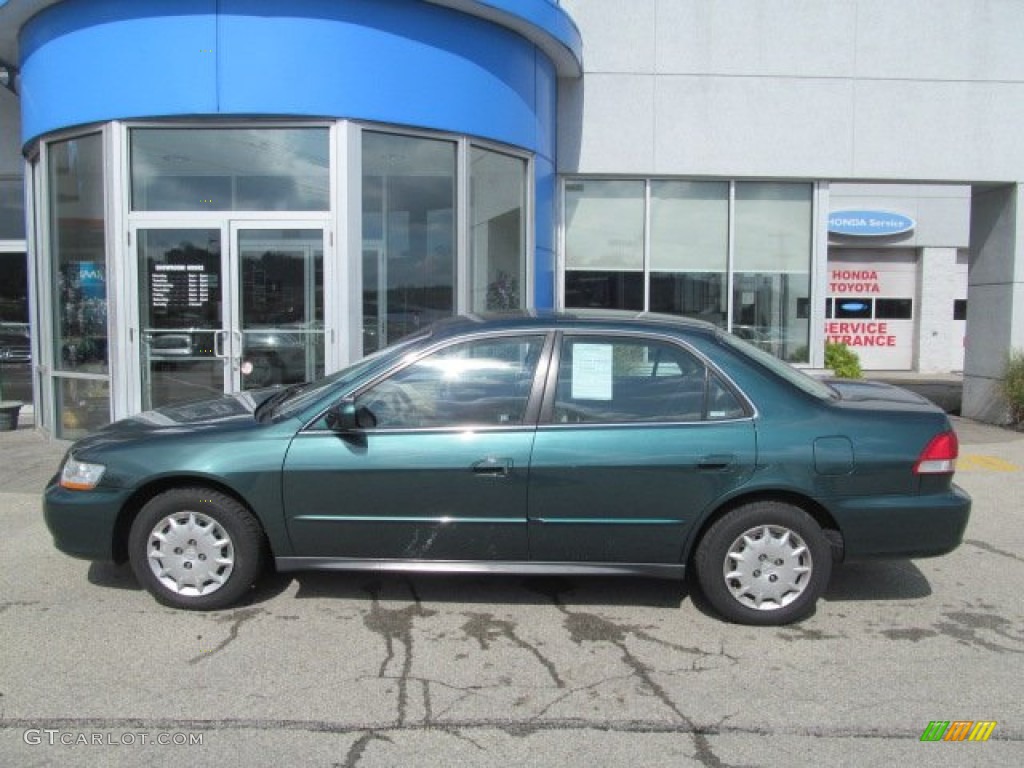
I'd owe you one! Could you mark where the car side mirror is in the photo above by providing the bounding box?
[325,399,377,432]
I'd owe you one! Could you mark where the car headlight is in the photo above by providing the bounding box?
[60,457,107,490]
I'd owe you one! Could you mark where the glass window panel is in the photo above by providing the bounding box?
[564,270,643,310]
[130,128,329,211]
[953,299,967,321]
[0,251,28,323]
[732,272,810,363]
[707,374,746,420]
[553,336,708,423]
[650,181,728,272]
[834,298,873,319]
[0,252,31,403]
[649,272,726,325]
[875,298,913,319]
[564,180,645,270]
[56,376,110,440]
[137,229,223,411]
[470,147,527,312]
[0,176,26,239]
[732,183,812,363]
[355,336,545,428]
[361,132,456,353]
[734,182,812,272]
[239,229,325,388]
[49,134,108,375]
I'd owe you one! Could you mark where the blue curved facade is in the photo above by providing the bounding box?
[18,0,579,308]
[19,0,575,153]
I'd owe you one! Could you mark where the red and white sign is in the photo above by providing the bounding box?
[826,252,917,370]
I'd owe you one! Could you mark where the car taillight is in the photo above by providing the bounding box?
[914,431,959,474]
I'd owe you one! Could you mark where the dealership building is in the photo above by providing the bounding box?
[0,0,1021,438]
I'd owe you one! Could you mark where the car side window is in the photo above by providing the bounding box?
[553,335,741,423]
[355,335,545,429]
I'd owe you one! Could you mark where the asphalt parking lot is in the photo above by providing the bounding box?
[1,416,1021,767]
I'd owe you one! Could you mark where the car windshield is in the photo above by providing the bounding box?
[719,331,838,401]
[270,332,431,419]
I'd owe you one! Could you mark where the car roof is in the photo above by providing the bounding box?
[424,309,722,341]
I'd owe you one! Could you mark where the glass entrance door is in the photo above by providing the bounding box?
[234,225,324,391]
[136,224,325,410]
[137,227,227,411]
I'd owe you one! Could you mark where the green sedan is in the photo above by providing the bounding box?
[44,311,971,625]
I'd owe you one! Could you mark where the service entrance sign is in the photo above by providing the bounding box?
[826,251,917,370]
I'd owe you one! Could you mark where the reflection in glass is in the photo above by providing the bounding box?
[0,176,26,239]
[564,271,643,310]
[239,229,324,389]
[49,134,110,439]
[732,183,812,363]
[649,272,726,325]
[470,148,527,311]
[362,132,456,353]
[56,377,110,441]
[564,180,645,270]
[356,336,544,428]
[137,229,224,410]
[49,134,108,375]
[648,181,729,324]
[130,128,329,211]
[650,181,728,272]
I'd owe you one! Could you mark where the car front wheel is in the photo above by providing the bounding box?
[128,488,264,610]
[694,501,832,625]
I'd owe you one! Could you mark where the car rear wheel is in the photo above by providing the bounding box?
[128,488,264,610]
[695,501,831,625]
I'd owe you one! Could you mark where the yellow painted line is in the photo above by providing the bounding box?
[957,454,1021,472]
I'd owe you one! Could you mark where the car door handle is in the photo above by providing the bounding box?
[472,458,512,477]
[698,454,735,471]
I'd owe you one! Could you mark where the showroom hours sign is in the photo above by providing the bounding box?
[150,263,213,312]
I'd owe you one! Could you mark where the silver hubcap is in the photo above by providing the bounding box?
[723,524,812,611]
[146,511,234,596]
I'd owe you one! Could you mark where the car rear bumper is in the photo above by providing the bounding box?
[830,484,971,560]
[43,483,133,562]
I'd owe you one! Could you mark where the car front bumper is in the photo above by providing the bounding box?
[830,484,972,560]
[43,481,134,562]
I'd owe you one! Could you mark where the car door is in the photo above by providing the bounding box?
[282,333,549,561]
[527,332,757,564]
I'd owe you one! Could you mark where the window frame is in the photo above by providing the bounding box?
[539,330,753,427]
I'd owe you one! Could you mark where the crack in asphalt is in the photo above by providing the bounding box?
[0,601,38,614]
[188,607,264,665]
[337,731,392,768]
[527,578,739,768]
[964,538,1024,564]
[362,580,436,725]
[461,612,566,688]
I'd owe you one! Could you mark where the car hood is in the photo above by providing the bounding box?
[826,379,937,408]
[70,389,281,452]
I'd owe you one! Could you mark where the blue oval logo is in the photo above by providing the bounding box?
[839,301,868,312]
[828,210,915,237]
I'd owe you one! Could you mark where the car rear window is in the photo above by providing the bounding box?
[719,331,837,401]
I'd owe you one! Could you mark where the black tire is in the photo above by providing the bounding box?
[128,487,264,610]
[694,501,832,626]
